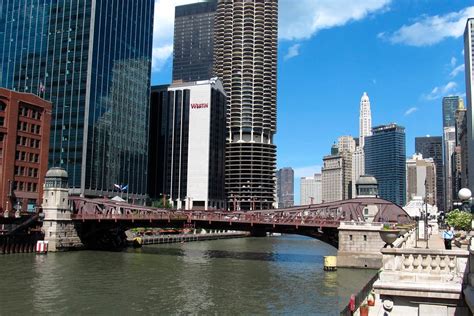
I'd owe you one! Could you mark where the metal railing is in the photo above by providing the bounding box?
[340,271,379,316]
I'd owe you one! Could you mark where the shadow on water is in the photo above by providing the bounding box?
[131,246,323,264]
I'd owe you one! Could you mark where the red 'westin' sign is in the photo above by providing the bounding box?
[191,103,208,109]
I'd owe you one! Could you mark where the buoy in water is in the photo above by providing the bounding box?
[324,256,337,271]
[132,237,143,248]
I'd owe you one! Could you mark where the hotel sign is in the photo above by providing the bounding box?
[191,103,208,109]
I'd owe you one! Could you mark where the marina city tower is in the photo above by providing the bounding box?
[214,0,278,210]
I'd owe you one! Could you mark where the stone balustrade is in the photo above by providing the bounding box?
[375,248,469,300]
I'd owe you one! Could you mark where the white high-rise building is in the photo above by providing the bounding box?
[406,154,437,206]
[465,18,474,189]
[352,92,372,197]
[352,147,365,197]
[444,126,456,211]
[300,174,322,205]
[338,136,356,153]
[359,92,372,148]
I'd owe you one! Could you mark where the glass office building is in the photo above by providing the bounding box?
[173,0,217,82]
[365,124,406,206]
[415,136,444,211]
[0,0,154,199]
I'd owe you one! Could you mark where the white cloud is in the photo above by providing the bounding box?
[422,81,458,101]
[279,0,392,41]
[382,6,474,46]
[284,44,301,60]
[152,0,197,72]
[404,107,418,116]
[450,57,457,68]
[293,165,322,178]
[450,64,465,78]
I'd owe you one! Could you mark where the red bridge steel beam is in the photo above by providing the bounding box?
[68,196,411,228]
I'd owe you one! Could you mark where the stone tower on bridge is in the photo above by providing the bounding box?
[41,168,82,251]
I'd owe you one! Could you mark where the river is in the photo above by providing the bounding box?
[0,235,375,315]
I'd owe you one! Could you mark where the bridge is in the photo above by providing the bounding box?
[67,196,411,250]
[0,195,412,252]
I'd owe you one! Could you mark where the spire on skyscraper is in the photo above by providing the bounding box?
[359,92,372,148]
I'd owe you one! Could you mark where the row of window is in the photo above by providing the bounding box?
[17,136,41,149]
[15,151,40,163]
[13,181,38,193]
[19,106,42,120]
[17,121,41,134]
[15,165,39,178]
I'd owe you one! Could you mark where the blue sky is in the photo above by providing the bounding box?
[151,0,473,203]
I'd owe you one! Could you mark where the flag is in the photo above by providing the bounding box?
[39,82,45,96]
[121,184,128,192]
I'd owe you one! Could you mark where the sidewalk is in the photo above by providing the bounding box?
[414,231,446,250]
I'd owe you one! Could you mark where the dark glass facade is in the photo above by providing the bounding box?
[148,85,170,200]
[415,136,444,211]
[365,124,406,206]
[1,0,154,198]
[442,96,461,128]
[173,1,216,82]
[277,167,294,208]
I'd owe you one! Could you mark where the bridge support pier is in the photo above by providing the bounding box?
[41,168,83,252]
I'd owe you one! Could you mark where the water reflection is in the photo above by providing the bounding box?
[0,236,376,315]
[137,246,322,264]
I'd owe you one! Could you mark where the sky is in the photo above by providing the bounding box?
[151,0,473,204]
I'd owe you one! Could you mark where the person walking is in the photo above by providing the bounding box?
[443,225,454,250]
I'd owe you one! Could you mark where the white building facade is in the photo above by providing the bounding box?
[322,155,344,202]
[352,92,372,197]
[406,154,437,206]
[166,78,226,210]
[444,126,456,211]
[300,173,322,205]
[359,92,372,148]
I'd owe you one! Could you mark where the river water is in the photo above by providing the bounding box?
[0,235,375,315]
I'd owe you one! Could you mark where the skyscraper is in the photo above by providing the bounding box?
[300,174,322,205]
[352,92,372,197]
[444,126,456,210]
[442,96,462,128]
[1,0,154,199]
[406,154,436,206]
[148,79,227,210]
[453,100,467,197]
[415,136,444,211]
[365,124,406,206]
[337,136,354,199]
[322,154,344,202]
[214,0,278,210]
[173,1,217,82]
[148,85,170,201]
[464,18,474,190]
[276,167,294,208]
[359,92,372,148]
[442,96,462,211]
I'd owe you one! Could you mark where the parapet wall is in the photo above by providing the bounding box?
[337,222,416,269]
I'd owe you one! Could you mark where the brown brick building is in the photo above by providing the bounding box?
[0,88,52,215]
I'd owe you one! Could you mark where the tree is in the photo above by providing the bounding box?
[446,209,472,231]
[152,199,172,208]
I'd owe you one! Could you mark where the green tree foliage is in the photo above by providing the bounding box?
[446,209,473,231]
[152,199,172,208]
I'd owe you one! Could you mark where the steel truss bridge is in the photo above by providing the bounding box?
[68,196,411,250]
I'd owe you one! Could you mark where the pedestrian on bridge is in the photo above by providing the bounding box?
[443,225,454,250]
